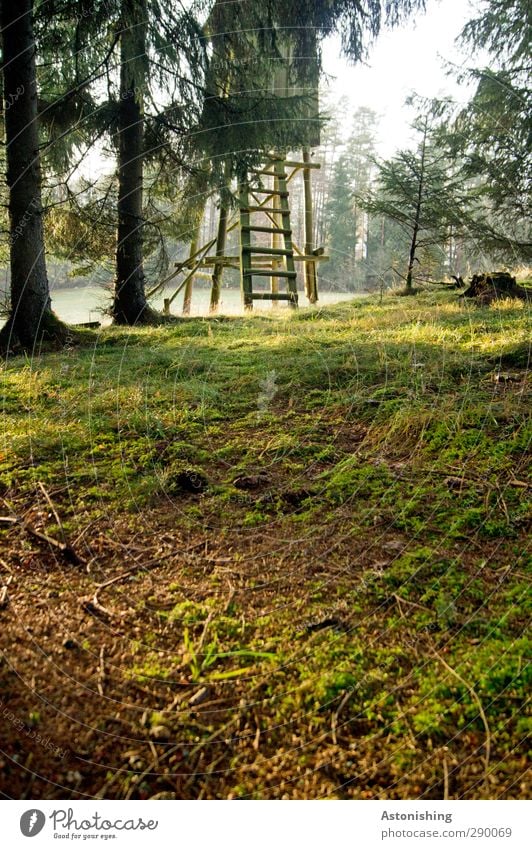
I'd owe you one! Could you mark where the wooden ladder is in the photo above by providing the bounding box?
[239,157,298,309]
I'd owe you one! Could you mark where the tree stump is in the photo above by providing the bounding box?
[460,272,530,304]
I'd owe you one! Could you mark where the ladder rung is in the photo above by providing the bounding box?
[250,188,288,196]
[242,246,292,256]
[243,206,286,214]
[251,293,297,300]
[248,168,279,176]
[243,269,297,278]
[241,225,292,235]
[265,157,320,169]
[291,254,329,262]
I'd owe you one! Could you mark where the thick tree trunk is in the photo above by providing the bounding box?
[112,0,156,325]
[0,0,66,351]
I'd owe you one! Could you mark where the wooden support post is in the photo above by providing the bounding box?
[182,227,200,315]
[210,161,231,314]
[270,174,282,299]
[239,182,253,310]
[210,199,228,313]
[274,159,298,309]
[303,147,318,304]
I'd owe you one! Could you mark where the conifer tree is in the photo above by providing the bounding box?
[439,0,531,259]
[0,0,68,351]
[362,111,467,292]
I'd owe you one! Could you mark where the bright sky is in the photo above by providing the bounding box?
[322,0,479,154]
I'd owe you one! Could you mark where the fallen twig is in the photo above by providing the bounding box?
[92,550,178,606]
[0,507,82,565]
[393,594,432,615]
[197,612,214,652]
[38,481,66,543]
[97,646,106,697]
[0,575,13,609]
[81,598,113,621]
[331,688,355,745]
[223,586,236,615]
[84,550,182,620]
[443,750,449,800]
[508,476,530,489]
[122,668,274,800]
[432,649,491,790]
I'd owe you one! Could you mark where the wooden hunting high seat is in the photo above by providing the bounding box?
[148,12,326,314]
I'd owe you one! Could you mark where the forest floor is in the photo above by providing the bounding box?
[0,290,530,800]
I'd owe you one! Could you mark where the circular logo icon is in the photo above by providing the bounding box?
[20,809,46,837]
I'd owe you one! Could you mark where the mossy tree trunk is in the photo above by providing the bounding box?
[0,0,67,351]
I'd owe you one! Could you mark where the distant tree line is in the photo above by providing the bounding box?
[321,0,531,293]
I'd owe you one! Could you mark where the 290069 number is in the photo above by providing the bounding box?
[469,828,512,838]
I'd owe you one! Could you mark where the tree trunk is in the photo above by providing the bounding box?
[405,121,428,294]
[0,0,66,351]
[112,0,156,325]
[405,235,418,293]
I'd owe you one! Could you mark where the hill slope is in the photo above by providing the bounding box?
[0,292,530,799]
